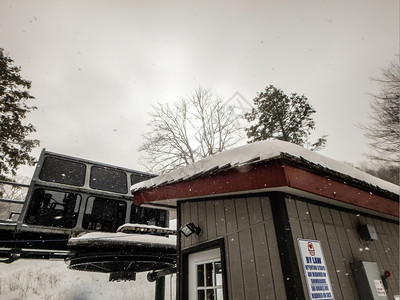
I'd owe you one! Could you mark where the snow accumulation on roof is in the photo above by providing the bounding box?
[68,221,177,247]
[131,140,399,195]
[68,231,176,247]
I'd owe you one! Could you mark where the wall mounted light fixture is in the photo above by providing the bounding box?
[357,224,378,242]
[180,223,201,237]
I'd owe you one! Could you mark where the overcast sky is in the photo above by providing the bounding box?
[1,0,398,178]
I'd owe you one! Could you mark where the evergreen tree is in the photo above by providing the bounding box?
[0,48,39,180]
[245,85,326,150]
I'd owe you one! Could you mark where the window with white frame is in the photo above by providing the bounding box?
[188,248,224,300]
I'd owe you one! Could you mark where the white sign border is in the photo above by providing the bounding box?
[297,238,335,300]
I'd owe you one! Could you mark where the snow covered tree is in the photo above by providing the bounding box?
[139,87,242,173]
[0,48,39,180]
[361,60,399,164]
[245,85,327,150]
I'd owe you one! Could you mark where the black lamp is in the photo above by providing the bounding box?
[180,222,201,237]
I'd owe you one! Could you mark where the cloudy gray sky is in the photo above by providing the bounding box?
[1,0,398,177]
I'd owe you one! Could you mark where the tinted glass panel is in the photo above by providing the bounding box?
[25,188,81,228]
[197,290,205,300]
[82,197,127,232]
[197,264,205,287]
[39,157,86,186]
[206,263,213,287]
[90,166,128,194]
[131,173,154,185]
[130,206,168,227]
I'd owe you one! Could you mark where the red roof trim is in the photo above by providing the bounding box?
[283,165,398,218]
[133,160,399,218]
[133,160,288,204]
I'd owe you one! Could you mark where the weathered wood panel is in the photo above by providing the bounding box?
[197,200,208,242]
[265,218,287,299]
[247,197,263,225]
[181,195,285,299]
[251,223,275,300]
[239,229,259,299]
[226,232,245,300]
[215,200,226,237]
[181,201,191,249]
[235,198,250,230]
[205,200,216,241]
[190,201,198,245]
[285,196,399,300]
[325,224,353,299]
[260,196,272,220]
[314,222,343,300]
[224,198,237,234]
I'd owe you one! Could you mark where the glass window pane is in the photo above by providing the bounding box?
[197,264,204,287]
[39,157,86,186]
[205,263,213,287]
[131,173,153,185]
[197,290,205,300]
[206,289,215,300]
[82,197,127,232]
[216,288,223,300]
[90,166,128,194]
[130,206,167,227]
[25,188,81,228]
[215,262,223,286]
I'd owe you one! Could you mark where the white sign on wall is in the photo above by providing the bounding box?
[298,239,334,300]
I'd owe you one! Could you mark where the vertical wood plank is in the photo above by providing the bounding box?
[299,219,315,240]
[325,224,354,299]
[260,196,272,221]
[235,198,250,230]
[247,197,263,225]
[340,211,353,228]
[227,232,245,300]
[251,223,275,300]
[308,203,322,223]
[334,226,359,298]
[345,227,366,262]
[215,199,226,237]
[372,217,385,234]
[190,201,198,246]
[295,200,311,221]
[239,229,259,300]
[206,200,217,240]
[223,236,232,300]
[265,219,287,299]
[224,198,237,235]
[330,209,343,226]
[285,197,298,219]
[197,201,208,243]
[314,223,343,300]
[182,202,191,249]
[319,207,333,224]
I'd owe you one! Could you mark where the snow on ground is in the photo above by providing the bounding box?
[0,220,178,300]
[131,140,399,194]
[0,259,176,300]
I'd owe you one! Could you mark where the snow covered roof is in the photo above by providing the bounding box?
[68,232,176,248]
[68,221,177,248]
[132,140,399,195]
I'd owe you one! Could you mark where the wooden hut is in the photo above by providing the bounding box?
[132,140,399,300]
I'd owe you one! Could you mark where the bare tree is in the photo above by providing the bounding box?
[139,88,243,173]
[361,60,399,164]
[0,175,30,220]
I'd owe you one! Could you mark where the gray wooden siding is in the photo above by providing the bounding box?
[180,196,286,300]
[285,196,400,300]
